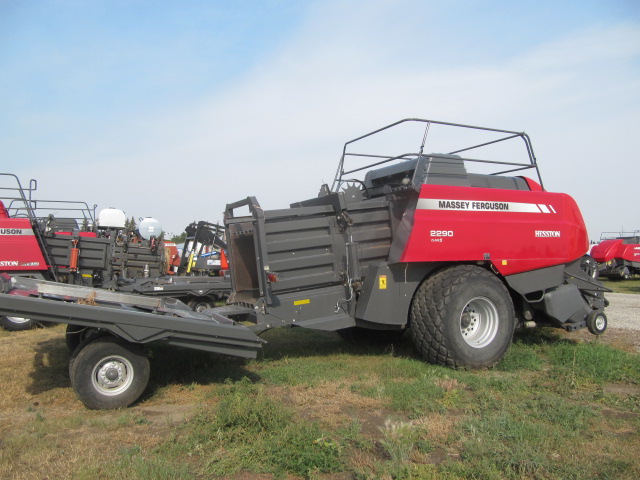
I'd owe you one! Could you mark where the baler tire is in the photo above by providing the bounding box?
[409,265,515,369]
[338,326,405,345]
[0,316,35,331]
[69,337,150,410]
[586,311,607,335]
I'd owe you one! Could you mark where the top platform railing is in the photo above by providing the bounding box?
[0,172,96,228]
[331,118,542,192]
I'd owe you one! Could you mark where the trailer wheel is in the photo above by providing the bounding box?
[188,297,215,313]
[586,311,607,335]
[0,316,35,331]
[410,265,515,369]
[69,337,150,410]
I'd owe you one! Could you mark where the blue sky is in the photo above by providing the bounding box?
[1,0,639,240]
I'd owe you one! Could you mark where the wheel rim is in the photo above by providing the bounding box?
[459,296,499,348]
[6,316,31,324]
[595,315,606,331]
[194,302,211,313]
[91,355,134,396]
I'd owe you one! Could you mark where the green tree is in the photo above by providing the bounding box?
[124,216,137,234]
[170,231,187,243]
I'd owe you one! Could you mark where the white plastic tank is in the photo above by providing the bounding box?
[138,217,162,239]
[97,208,126,229]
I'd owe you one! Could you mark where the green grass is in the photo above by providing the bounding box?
[600,278,640,294]
[131,330,640,479]
[2,326,640,479]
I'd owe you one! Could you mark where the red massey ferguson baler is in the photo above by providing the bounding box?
[590,231,640,279]
[220,118,608,369]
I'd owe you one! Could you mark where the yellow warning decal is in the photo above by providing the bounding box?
[379,275,387,290]
[294,299,310,306]
[82,274,93,278]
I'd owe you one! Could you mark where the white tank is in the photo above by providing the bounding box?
[97,208,126,229]
[138,217,162,239]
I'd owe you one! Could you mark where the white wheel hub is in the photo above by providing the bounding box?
[459,296,499,348]
[91,355,134,396]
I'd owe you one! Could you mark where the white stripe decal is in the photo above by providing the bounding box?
[538,204,551,214]
[549,205,557,213]
[0,228,35,236]
[417,198,548,213]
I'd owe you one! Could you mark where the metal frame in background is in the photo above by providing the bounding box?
[0,172,97,227]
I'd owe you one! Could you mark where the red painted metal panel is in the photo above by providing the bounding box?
[0,218,47,271]
[398,183,588,275]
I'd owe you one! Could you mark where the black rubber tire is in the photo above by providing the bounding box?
[409,265,515,369]
[69,337,150,410]
[338,326,405,345]
[188,297,215,313]
[0,315,35,331]
[586,311,607,335]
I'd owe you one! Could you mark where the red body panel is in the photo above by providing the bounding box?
[591,239,640,263]
[590,239,620,263]
[163,242,181,274]
[0,218,47,271]
[400,184,589,276]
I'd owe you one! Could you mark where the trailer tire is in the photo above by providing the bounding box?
[410,265,515,369]
[69,337,150,410]
[586,311,607,335]
[188,297,215,313]
[0,316,35,331]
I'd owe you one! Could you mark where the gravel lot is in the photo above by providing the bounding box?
[605,293,640,331]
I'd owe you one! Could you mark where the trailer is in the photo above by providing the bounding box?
[0,118,608,410]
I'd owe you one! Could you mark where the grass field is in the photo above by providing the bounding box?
[0,321,639,480]
[600,278,640,295]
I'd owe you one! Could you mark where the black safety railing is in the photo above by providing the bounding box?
[331,118,542,192]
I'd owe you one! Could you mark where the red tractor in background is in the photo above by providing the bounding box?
[591,231,640,279]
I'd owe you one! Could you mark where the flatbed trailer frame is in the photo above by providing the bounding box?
[0,275,261,357]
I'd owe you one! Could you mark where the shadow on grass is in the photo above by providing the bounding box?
[513,326,579,346]
[258,327,420,361]
[147,345,260,388]
[28,337,71,395]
